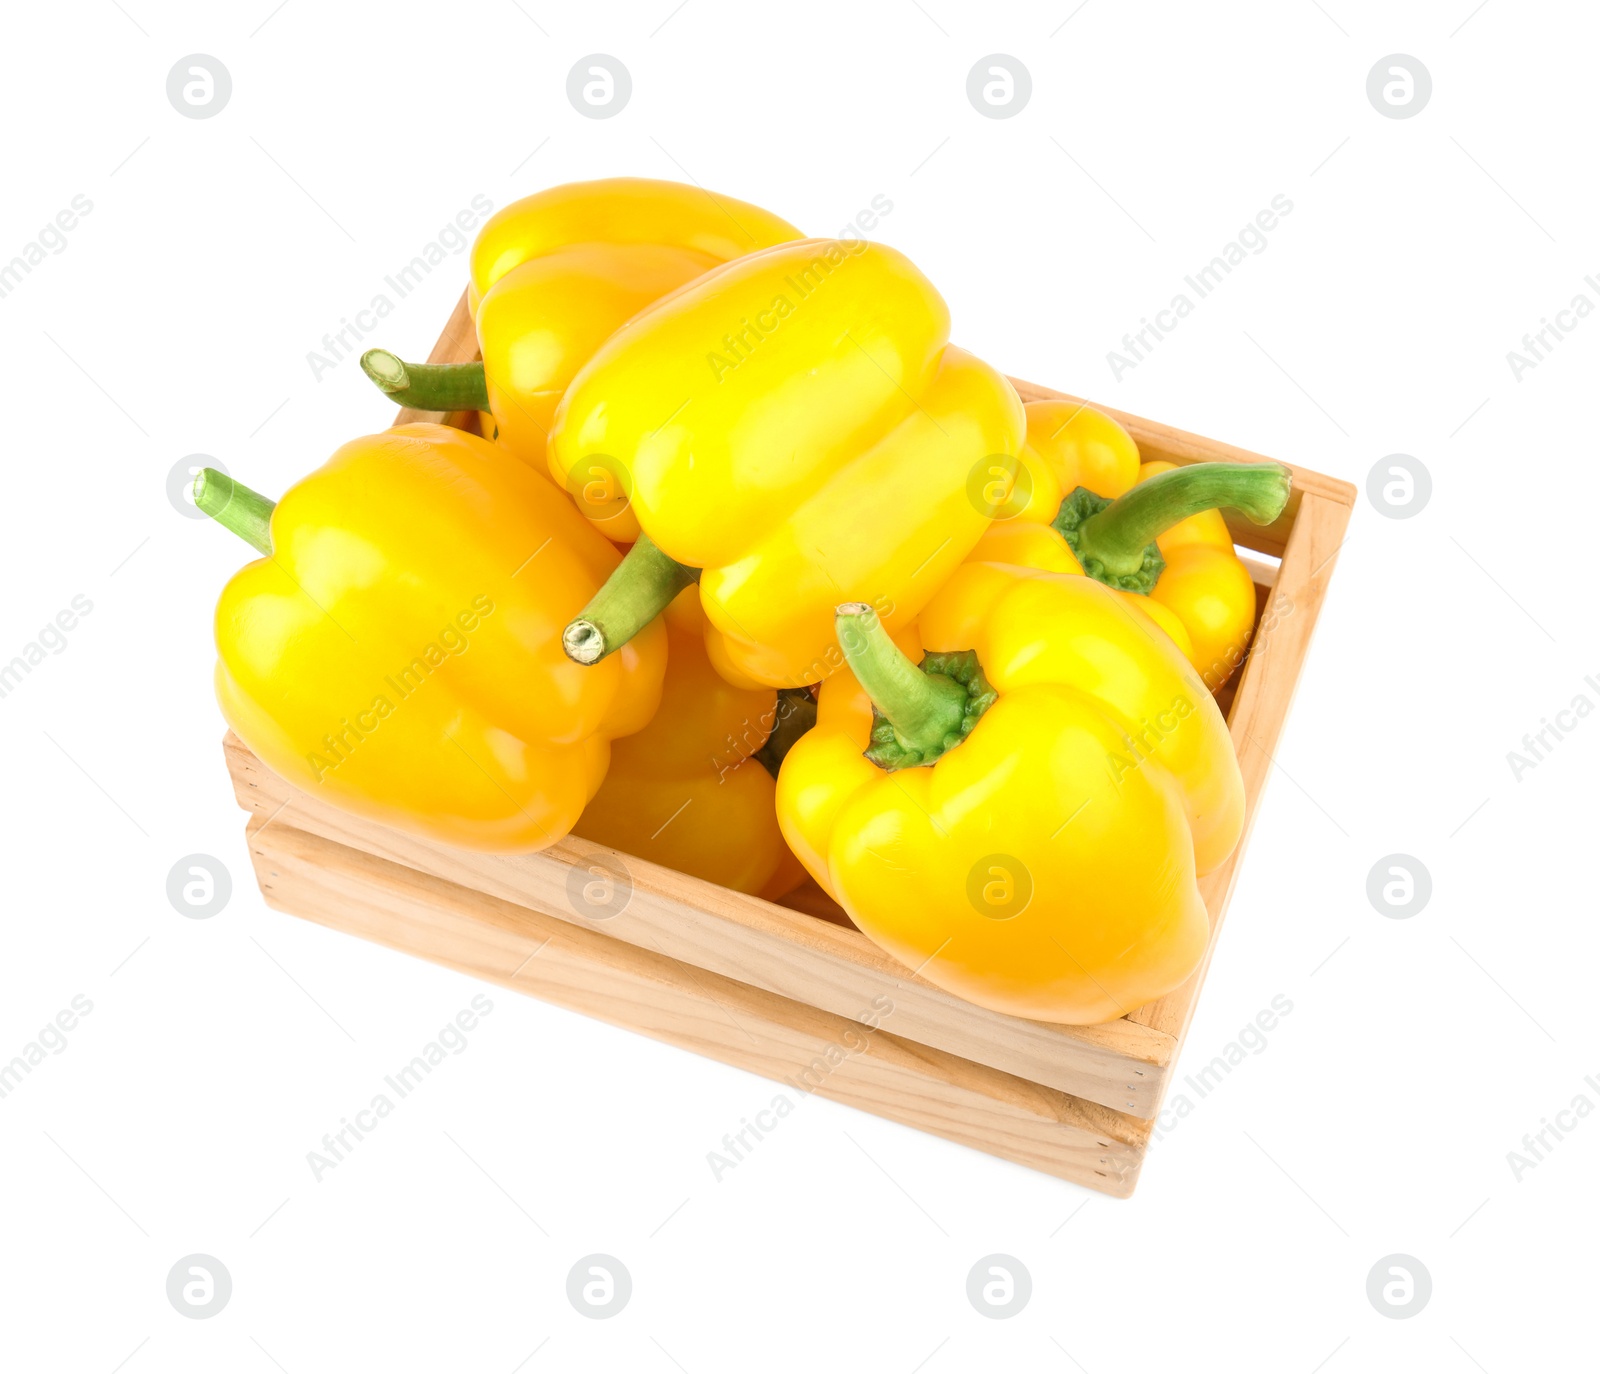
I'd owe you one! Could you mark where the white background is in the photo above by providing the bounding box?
[1,1,1594,1369]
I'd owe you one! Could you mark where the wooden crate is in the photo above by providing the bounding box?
[225,291,1354,1197]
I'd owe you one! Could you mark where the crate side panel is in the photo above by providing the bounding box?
[249,819,1148,1195]
[227,736,1174,1115]
[1128,488,1352,1043]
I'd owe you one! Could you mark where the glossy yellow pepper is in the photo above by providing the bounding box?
[776,570,1245,1024]
[968,401,1289,690]
[467,177,802,316]
[572,586,806,898]
[360,179,801,542]
[551,238,1025,689]
[197,423,666,851]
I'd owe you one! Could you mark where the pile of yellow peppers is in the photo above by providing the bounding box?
[202,177,1292,1027]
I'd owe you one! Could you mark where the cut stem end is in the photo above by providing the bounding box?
[562,621,606,666]
[562,534,696,666]
[359,351,489,411]
[360,348,410,394]
[193,468,274,556]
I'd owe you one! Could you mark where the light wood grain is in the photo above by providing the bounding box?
[1128,486,1352,1041]
[227,733,1174,1114]
[249,816,1149,1195]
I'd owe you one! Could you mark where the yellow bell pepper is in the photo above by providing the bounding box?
[467,177,802,316]
[571,586,807,898]
[551,238,1025,689]
[196,423,666,851]
[359,179,801,543]
[968,401,1289,690]
[775,571,1245,1024]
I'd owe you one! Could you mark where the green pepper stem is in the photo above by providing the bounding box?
[1074,461,1292,578]
[563,534,697,665]
[836,604,967,757]
[193,468,274,555]
[360,349,489,412]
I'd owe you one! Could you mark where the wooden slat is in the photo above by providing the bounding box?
[1129,487,1352,1040]
[999,379,1356,1045]
[227,735,1174,1115]
[249,817,1149,1196]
